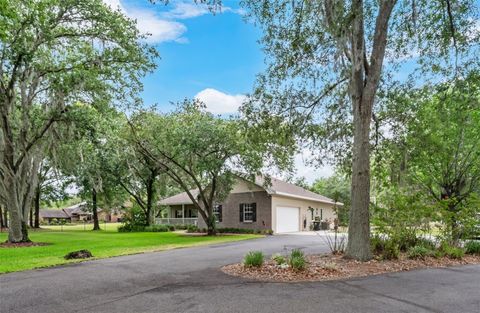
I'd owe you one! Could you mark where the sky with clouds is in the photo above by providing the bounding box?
[103,0,334,183]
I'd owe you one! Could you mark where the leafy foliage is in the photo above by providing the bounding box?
[464,241,480,255]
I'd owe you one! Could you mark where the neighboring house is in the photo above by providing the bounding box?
[63,202,93,222]
[158,176,340,233]
[39,202,124,224]
[39,209,72,224]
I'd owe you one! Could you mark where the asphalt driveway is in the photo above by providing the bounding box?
[1,233,479,313]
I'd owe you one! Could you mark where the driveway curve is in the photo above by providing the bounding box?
[1,234,479,313]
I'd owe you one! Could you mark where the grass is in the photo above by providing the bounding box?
[42,222,122,232]
[0,227,260,274]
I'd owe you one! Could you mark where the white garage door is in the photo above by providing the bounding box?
[276,207,300,233]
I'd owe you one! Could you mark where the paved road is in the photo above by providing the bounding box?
[1,234,479,313]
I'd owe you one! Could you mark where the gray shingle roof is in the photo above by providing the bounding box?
[39,209,70,219]
[159,176,339,206]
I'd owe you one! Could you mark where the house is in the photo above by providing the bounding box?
[39,209,72,224]
[63,202,93,222]
[158,176,340,233]
[39,202,124,224]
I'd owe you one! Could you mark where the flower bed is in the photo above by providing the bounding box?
[222,253,480,282]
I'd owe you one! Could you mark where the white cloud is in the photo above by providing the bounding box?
[103,0,187,44]
[195,88,247,114]
[163,2,244,19]
[164,2,210,19]
[130,9,187,44]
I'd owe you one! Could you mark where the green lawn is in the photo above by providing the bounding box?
[0,228,260,273]
[42,222,122,232]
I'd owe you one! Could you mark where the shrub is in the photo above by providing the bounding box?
[407,245,435,259]
[118,224,145,232]
[271,253,286,265]
[215,228,273,234]
[119,224,175,233]
[440,242,465,259]
[144,225,170,232]
[290,256,306,271]
[290,249,304,259]
[370,234,386,255]
[465,241,480,255]
[389,230,419,252]
[244,251,264,267]
[370,235,399,259]
[382,240,400,260]
[288,249,307,271]
[416,238,436,250]
[186,224,199,233]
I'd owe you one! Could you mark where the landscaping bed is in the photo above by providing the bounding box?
[222,253,480,282]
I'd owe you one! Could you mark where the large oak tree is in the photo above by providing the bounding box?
[0,0,156,242]
[241,0,479,260]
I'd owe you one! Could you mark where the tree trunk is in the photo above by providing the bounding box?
[92,188,100,231]
[206,215,216,236]
[34,187,40,228]
[6,178,26,242]
[2,207,7,228]
[0,205,4,228]
[29,204,34,228]
[205,203,216,236]
[145,175,155,226]
[346,109,373,261]
[344,0,395,261]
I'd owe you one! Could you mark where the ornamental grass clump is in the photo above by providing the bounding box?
[289,249,307,271]
[244,251,264,268]
[271,253,287,266]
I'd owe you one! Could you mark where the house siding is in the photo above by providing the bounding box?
[197,191,272,231]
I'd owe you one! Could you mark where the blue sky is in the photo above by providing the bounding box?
[105,0,264,113]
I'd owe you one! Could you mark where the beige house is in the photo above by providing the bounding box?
[158,176,340,233]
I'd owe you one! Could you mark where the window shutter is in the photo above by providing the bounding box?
[218,205,223,222]
[252,203,257,222]
[239,204,244,222]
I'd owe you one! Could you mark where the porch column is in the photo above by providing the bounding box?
[182,204,185,225]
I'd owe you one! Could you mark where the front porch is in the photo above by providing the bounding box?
[156,204,198,226]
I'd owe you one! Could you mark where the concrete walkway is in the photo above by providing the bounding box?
[1,234,479,313]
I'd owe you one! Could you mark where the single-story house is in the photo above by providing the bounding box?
[39,202,124,224]
[63,202,93,222]
[39,209,72,224]
[158,176,341,233]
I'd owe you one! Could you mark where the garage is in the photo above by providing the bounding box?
[276,207,300,233]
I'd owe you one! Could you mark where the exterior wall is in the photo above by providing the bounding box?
[197,191,272,231]
[229,179,263,194]
[270,195,336,233]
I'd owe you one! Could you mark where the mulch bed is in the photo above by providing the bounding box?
[0,241,50,248]
[222,254,480,282]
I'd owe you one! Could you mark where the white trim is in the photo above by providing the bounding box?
[273,191,343,206]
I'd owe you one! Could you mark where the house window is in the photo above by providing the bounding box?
[213,204,222,222]
[240,203,256,223]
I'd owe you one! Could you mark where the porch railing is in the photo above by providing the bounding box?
[155,218,198,226]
